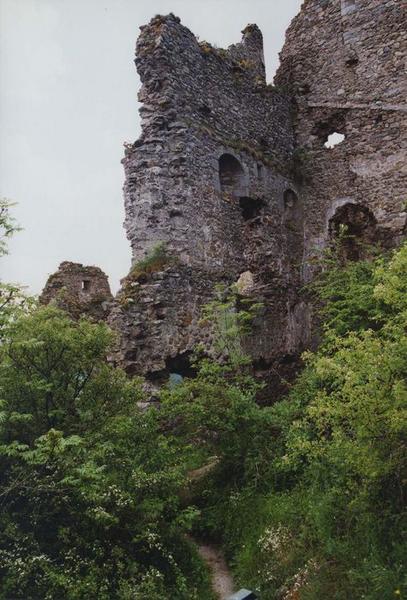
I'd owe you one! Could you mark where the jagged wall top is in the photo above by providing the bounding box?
[131,13,292,162]
[123,13,295,266]
[136,13,266,93]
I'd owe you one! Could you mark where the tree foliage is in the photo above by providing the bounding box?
[0,199,32,341]
[0,308,211,599]
[157,244,407,599]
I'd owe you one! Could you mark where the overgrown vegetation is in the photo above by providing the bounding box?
[119,242,175,307]
[129,242,173,281]
[1,205,405,598]
[200,285,263,368]
[179,245,406,599]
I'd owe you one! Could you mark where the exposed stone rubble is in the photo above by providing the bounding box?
[108,13,307,384]
[40,262,112,321]
[276,0,407,274]
[41,1,406,399]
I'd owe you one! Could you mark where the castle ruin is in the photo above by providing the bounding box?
[41,0,407,395]
[40,262,112,321]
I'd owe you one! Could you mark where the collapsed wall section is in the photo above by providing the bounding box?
[40,262,113,321]
[276,0,407,270]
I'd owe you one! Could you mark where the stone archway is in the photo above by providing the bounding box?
[329,203,377,261]
[218,153,247,198]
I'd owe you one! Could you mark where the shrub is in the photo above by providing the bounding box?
[0,307,212,599]
[129,242,173,282]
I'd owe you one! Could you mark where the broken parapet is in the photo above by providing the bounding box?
[40,262,113,321]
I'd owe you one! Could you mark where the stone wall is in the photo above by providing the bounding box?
[40,262,113,321]
[276,0,407,273]
[42,2,406,399]
[110,14,307,381]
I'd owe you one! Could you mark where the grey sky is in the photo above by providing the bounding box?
[0,0,302,294]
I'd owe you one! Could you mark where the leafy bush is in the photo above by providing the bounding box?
[160,244,407,599]
[0,307,212,599]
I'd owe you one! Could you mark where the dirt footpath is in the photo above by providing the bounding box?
[195,541,235,599]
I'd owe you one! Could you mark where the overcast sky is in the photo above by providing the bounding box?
[0,0,302,294]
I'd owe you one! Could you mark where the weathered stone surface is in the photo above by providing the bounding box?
[41,2,406,399]
[108,13,306,381]
[109,2,406,386]
[40,262,113,321]
[236,271,255,296]
[276,0,407,275]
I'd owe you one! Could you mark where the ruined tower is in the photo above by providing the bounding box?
[42,1,406,395]
[108,13,308,383]
[40,262,113,321]
[108,1,406,386]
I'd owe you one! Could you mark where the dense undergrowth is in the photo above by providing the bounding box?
[0,201,405,599]
[190,244,407,599]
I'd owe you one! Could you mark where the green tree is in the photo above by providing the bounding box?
[0,199,31,340]
[0,307,211,599]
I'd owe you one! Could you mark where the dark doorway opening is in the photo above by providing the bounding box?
[165,352,196,379]
[219,153,246,197]
[239,196,266,221]
[329,203,377,261]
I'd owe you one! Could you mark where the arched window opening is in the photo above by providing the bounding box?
[219,154,246,197]
[329,203,377,261]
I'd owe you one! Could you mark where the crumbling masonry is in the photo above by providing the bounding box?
[42,0,406,395]
[40,262,112,321]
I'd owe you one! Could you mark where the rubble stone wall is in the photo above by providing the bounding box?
[111,14,306,379]
[40,262,112,321]
[276,0,407,274]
